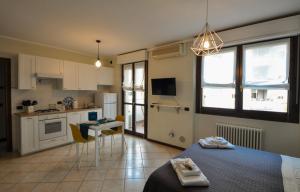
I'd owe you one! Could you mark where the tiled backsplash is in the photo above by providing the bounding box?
[12,79,97,113]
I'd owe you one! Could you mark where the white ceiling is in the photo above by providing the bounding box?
[0,0,299,56]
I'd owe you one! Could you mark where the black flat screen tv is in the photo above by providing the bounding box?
[151,78,176,96]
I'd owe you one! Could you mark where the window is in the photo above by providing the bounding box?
[202,48,236,109]
[242,39,289,113]
[196,36,299,123]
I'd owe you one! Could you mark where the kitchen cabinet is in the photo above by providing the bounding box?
[20,116,39,155]
[78,64,97,90]
[96,66,114,85]
[18,54,36,89]
[66,112,81,142]
[63,61,79,90]
[36,56,63,77]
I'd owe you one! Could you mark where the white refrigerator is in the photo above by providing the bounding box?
[95,93,117,120]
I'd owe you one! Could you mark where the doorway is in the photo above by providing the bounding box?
[0,58,12,153]
[122,61,148,138]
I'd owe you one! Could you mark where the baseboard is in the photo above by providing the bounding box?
[146,138,185,150]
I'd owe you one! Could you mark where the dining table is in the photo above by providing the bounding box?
[89,121,125,167]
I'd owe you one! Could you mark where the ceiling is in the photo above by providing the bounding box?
[0,0,299,56]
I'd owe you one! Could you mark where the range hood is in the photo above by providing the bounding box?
[35,73,63,79]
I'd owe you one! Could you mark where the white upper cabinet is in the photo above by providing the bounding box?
[18,54,36,89]
[36,56,63,77]
[97,66,114,85]
[78,63,97,91]
[63,61,78,90]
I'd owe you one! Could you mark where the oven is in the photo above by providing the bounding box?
[39,113,67,141]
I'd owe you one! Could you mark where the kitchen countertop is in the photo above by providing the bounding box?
[15,107,102,117]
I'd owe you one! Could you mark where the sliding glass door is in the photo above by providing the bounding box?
[122,61,147,137]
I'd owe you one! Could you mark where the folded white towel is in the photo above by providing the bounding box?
[170,158,210,187]
[205,137,228,145]
[199,137,235,149]
[172,158,201,177]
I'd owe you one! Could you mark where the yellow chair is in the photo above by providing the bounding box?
[101,115,126,156]
[69,124,95,169]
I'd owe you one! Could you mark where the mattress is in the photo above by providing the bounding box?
[143,144,284,192]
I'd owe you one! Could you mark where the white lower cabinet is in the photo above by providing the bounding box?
[19,108,102,155]
[66,112,81,142]
[20,116,39,155]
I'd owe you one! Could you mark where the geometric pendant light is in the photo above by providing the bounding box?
[95,40,102,68]
[191,0,223,56]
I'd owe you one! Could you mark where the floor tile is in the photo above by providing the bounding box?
[64,169,88,181]
[0,172,28,183]
[32,183,59,192]
[125,168,144,179]
[43,171,68,183]
[55,181,82,192]
[21,171,48,183]
[85,170,106,181]
[105,169,125,179]
[124,179,146,192]
[0,183,15,191]
[101,179,124,192]
[10,183,38,192]
[79,181,103,192]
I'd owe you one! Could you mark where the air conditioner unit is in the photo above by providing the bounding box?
[151,43,186,59]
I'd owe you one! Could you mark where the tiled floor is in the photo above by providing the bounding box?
[0,135,182,192]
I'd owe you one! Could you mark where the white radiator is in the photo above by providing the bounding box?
[216,123,263,150]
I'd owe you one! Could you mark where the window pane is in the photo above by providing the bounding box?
[243,39,289,86]
[202,87,235,109]
[202,49,236,85]
[123,64,133,87]
[135,91,144,104]
[124,104,133,131]
[243,88,288,112]
[124,90,132,103]
[135,105,144,134]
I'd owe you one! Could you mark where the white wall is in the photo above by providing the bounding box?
[147,43,195,148]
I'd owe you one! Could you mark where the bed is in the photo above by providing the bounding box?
[143,143,298,192]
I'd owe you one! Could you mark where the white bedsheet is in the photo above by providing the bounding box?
[281,155,300,192]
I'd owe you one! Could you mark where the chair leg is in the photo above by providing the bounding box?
[76,143,80,169]
[102,135,105,146]
[77,143,85,169]
[98,136,102,157]
[112,135,115,144]
[110,136,113,157]
[68,143,74,155]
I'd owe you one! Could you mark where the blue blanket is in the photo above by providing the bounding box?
[79,119,115,139]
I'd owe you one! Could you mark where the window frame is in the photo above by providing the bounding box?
[195,36,300,123]
[201,47,237,109]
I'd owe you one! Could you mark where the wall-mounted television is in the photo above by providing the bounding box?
[151,78,176,96]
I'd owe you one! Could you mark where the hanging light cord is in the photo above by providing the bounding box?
[97,42,100,60]
[205,0,208,25]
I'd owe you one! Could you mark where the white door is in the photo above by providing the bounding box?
[67,112,81,142]
[63,61,78,90]
[18,54,36,89]
[20,116,39,155]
